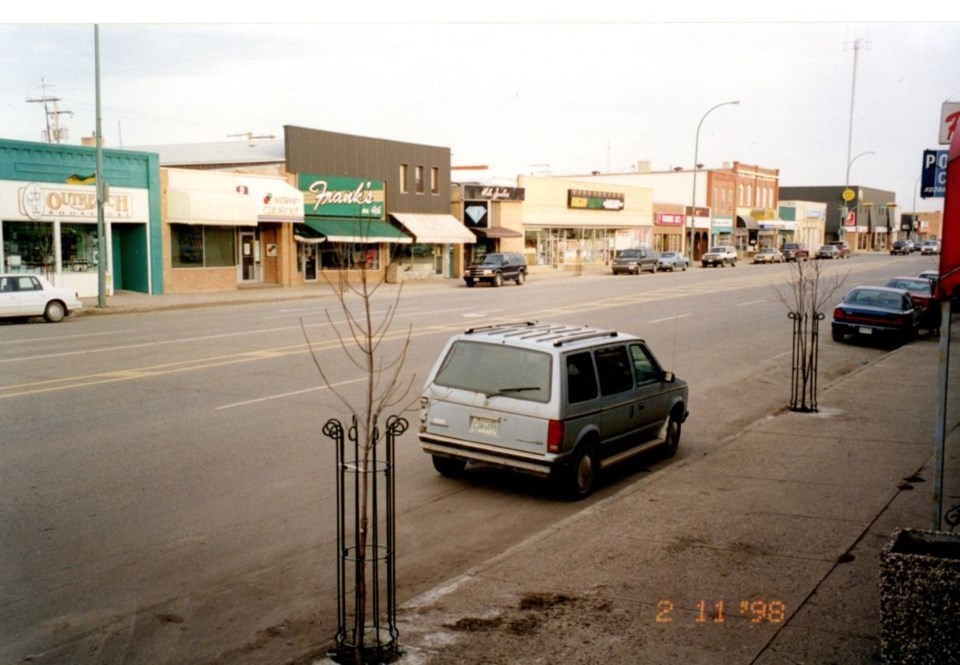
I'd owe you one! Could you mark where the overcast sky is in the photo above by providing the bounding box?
[2,8,958,212]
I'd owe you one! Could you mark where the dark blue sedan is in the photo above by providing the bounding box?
[831,286,920,346]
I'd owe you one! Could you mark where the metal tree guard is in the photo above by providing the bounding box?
[788,310,824,412]
[324,414,407,664]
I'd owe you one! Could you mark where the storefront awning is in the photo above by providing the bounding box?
[294,223,326,244]
[389,213,476,244]
[302,218,412,244]
[167,187,258,226]
[470,226,523,239]
[736,215,759,229]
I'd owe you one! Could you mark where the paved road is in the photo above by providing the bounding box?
[0,253,939,664]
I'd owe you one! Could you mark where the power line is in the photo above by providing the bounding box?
[26,78,72,144]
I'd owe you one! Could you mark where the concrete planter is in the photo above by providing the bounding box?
[880,528,960,663]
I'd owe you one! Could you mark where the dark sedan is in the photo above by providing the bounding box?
[832,286,920,346]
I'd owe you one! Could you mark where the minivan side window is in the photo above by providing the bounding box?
[630,343,660,384]
[565,352,598,404]
[594,345,633,396]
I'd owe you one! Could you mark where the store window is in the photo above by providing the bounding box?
[171,224,237,268]
[318,243,381,271]
[415,166,424,194]
[431,167,439,194]
[399,164,409,193]
[60,223,98,272]
[394,243,435,273]
[3,221,54,272]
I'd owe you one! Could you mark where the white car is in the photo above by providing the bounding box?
[0,273,83,322]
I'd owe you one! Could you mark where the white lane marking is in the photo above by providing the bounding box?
[648,314,691,324]
[216,378,366,410]
[0,329,134,345]
[738,299,769,307]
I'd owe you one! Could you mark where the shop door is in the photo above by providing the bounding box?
[304,245,317,281]
[240,232,257,282]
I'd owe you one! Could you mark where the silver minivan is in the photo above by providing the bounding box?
[418,322,689,499]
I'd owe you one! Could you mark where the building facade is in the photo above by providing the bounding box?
[516,175,653,269]
[0,138,161,297]
[285,125,472,282]
[779,185,898,252]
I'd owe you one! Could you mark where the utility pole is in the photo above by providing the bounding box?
[27,78,73,144]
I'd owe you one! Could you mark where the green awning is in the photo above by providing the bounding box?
[302,218,412,244]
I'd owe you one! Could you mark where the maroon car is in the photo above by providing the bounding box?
[884,276,940,334]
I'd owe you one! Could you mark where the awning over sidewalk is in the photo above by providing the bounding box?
[470,226,523,239]
[301,218,412,244]
[167,188,258,226]
[389,213,476,244]
[736,215,759,229]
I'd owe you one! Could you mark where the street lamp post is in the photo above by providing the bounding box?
[689,100,739,264]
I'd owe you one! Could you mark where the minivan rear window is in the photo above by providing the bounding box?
[433,341,552,403]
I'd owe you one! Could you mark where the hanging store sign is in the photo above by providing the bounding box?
[921,149,948,199]
[940,101,960,145]
[464,202,489,228]
[298,174,385,219]
[567,189,624,211]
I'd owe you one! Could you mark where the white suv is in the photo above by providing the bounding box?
[701,246,737,268]
[418,322,689,499]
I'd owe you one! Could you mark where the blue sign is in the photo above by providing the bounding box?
[921,149,948,199]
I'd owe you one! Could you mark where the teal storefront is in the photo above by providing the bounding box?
[0,139,162,296]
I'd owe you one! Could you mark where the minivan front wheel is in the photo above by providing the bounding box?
[565,444,597,500]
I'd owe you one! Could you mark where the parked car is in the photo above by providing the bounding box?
[891,240,912,255]
[817,244,841,260]
[656,251,689,271]
[884,276,941,334]
[753,247,784,264]
[831,286,920,346]
[464,252,527,287]
[418,321,689,499]
[782,243,810,262]
[828,241,851,258]
[612,248,659,274]
[0,273,83,323]
[921,240,941,255]
[701,245,737,268]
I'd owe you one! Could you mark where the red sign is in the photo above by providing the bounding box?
[845,211,856,226]
[656,213,685,226]
[937,129,960,301]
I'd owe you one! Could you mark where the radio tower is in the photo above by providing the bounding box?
[27,78,73,143]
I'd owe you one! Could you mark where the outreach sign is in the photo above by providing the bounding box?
[298,174,385,219]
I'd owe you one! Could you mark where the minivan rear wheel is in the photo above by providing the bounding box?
[662,411,682,458]
[565,444,597,500]
[432,455,467,477]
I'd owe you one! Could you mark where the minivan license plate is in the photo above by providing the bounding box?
[470,416,499,436]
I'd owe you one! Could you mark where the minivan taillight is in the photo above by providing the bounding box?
[547,419,564,453]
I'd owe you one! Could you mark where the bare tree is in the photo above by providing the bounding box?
[773,258,848,412]
[302,242,415,664]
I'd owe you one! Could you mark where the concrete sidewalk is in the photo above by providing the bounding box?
[393,335,950,664]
